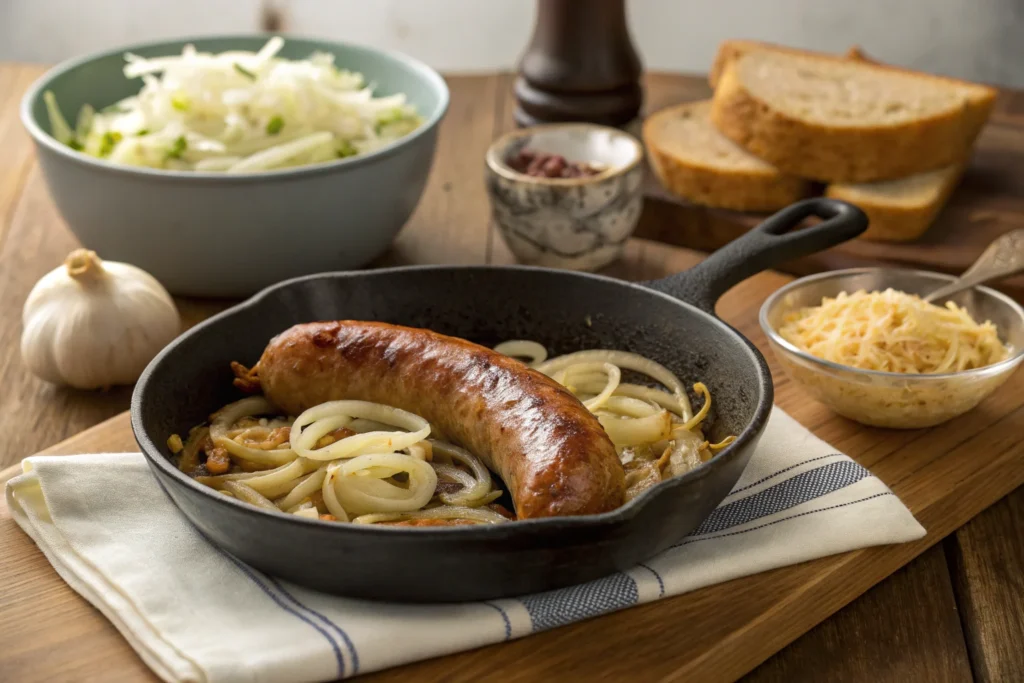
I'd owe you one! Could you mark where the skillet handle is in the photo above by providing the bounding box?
[644,197,868,313]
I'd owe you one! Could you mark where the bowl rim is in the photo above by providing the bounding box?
[19,32,450,183]
[131,263,771,538]
[759,266,1024,380]
[485,122,643,186]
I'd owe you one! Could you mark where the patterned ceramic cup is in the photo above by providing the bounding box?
[485,123,644,271]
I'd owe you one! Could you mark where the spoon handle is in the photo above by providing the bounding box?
[924,229,1024,303]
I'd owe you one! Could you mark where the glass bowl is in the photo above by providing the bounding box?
[759,268,1024,429]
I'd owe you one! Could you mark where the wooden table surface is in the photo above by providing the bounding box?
[0,64,1021,682]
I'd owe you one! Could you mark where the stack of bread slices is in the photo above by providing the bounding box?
[643,41,997,242]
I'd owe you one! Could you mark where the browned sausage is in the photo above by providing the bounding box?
[241,321,625,519]
[374,503,516,527]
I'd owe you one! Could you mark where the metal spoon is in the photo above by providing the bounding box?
[923,229,1024,303]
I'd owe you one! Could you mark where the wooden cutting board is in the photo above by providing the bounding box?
[635,95,1024,301]
[1,251,1022,683]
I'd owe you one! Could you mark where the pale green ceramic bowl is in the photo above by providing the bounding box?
[21,35,449,297]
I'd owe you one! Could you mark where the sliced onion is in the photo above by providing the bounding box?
[406,441,432,461]
[197,457,318,500]
[222,481,278,511]
[292,507,320,519]
[275,468,328,511]
[553,362,621,411]
[253,476,305,501]
[244,458,320,494]
[598,409,673,447]
[292,401,430,461]
[708,435,737,452]
[177,426,208,473]
[226,417,290,442]
[196,457,296,487]
[333,452,437,514]
[614,384,688,416]
[288,414,352,451]
[493,340,548,366]
[535,350,693,420]
[353,505,509,525]
[473,490,504,507]
[429,440,493,506]
[678,382,712,432]
[321,464,350,522]
[209,397,295,467]
[598,395,662,418]
[433,463,475,487]
[347,418,396,433]
[350,512,403,524]
[286,500,315,513]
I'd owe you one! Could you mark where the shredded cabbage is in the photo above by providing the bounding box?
[45,37,423,173]
[778,289,1008,374]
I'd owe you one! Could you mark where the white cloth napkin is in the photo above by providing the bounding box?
[7,407,924,683]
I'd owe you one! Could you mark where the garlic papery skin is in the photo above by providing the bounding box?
[21,249,181,390]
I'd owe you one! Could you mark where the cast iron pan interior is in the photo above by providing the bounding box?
[132,198,867,601]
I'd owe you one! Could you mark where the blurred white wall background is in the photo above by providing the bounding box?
[3,0,1023,86]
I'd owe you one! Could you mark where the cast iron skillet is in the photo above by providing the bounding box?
[132,197,867,602]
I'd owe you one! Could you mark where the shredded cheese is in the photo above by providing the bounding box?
[779,289,1008,374]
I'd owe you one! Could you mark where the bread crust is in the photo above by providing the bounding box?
[710,57,992,182]
[709,39,997,99]
[826,165,965,242]
[643,102,808,211]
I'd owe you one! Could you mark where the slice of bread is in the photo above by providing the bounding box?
[829,47,964,242]
[708,40,811,88]
[709,40,870,88]
[826,164,965,242]
[710,48,996,182]
[643,100,810,211]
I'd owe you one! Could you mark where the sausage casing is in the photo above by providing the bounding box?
[247,321,625,518]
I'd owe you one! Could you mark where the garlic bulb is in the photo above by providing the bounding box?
[21,249,180,389]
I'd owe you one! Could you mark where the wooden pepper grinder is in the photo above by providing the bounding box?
[514,0,643,128]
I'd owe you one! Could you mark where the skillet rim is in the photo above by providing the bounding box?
[131,264,774,538]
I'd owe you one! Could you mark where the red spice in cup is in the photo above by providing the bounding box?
[506,149,605,179]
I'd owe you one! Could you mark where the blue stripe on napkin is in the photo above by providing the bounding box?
[521,572,639,633]
[728,454,840,496]
[637,563,665,597]
[484,602,513,640]
[223,555,348,679]
[678,492,895,547]
[230,458,876,656]
[269,578,360,675]
[689,460,871,537]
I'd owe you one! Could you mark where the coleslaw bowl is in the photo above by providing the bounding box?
[21,34,449,297]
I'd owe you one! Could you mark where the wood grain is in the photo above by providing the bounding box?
[379,74,504,268]
[0,64,44,247]
[0,166,136,464]
[1,63,1022,683]
[949,492,1024,682]
[0,166,228,469]
[746,545,973,683]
